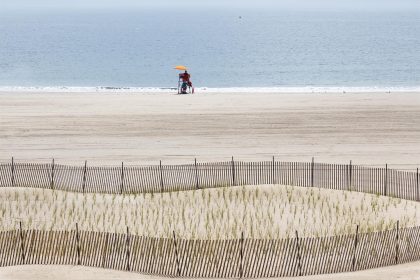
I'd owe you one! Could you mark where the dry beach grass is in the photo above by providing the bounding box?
[1,185,419,238]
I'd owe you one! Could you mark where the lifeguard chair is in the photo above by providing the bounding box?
[174,65,194,94]
[178,73,193,94]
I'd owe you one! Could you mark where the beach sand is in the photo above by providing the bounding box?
[1,91,420,168]
[1,91,420,279]
[0,262,419,280]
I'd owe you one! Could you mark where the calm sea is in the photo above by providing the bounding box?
[0,8,419,92]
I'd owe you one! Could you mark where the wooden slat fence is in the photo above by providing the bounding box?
[1,160,419,202]
[196,162,233,189]
[13,163,51,189]
[1,160,420,276]
[54,164,85,192]
[1,227,420,277]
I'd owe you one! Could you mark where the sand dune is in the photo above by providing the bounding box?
[2,185,419,238]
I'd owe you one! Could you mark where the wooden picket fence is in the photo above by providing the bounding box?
[1,225,420,277]
[0,159,419,201]
[1,159,420,276]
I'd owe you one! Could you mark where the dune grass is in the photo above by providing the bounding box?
[0,185,419,239]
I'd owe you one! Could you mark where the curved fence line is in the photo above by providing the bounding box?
[0,160,419,201]
[0,225,420,277]
[1,160,420,277]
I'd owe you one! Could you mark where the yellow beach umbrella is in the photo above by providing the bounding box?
[174,65,188,71]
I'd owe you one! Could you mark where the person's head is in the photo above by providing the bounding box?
[184,70,188,74]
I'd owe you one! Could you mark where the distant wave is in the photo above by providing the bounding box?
[0,86,420,93]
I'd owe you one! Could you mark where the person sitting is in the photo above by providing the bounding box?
[179,71,193,93]
[181,81,188,93]
[180,71,191,85]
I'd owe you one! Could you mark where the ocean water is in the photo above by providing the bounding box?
[0,8,419,91]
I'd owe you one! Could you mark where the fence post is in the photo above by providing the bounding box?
[11,157,15,186]
[120,162,124,195]
[76,223,81,265]
[240,231,244,278]
[173,231,181,276]
[272,156,275,185]
[384,163,388,196]
[19,221,25,264]
[417,168,419,202]
[159,160,164,192]
[231,157,236,186]
[311,157,314,188]
[295,230,302,276]
[195,158,199,189]
[352,225,359,271]
[50,158,55,190]
[349,160,352,190]
[82,161,87,193]
[126,226,130,271]
[395,221,399,264]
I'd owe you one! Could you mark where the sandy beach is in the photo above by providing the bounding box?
[2,1,420,278]
[1,262,419,280]
[1,92,420,277]
[0,91,420,168]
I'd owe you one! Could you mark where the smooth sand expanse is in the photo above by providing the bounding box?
[0,262,419,280]
[0,91,420,168]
